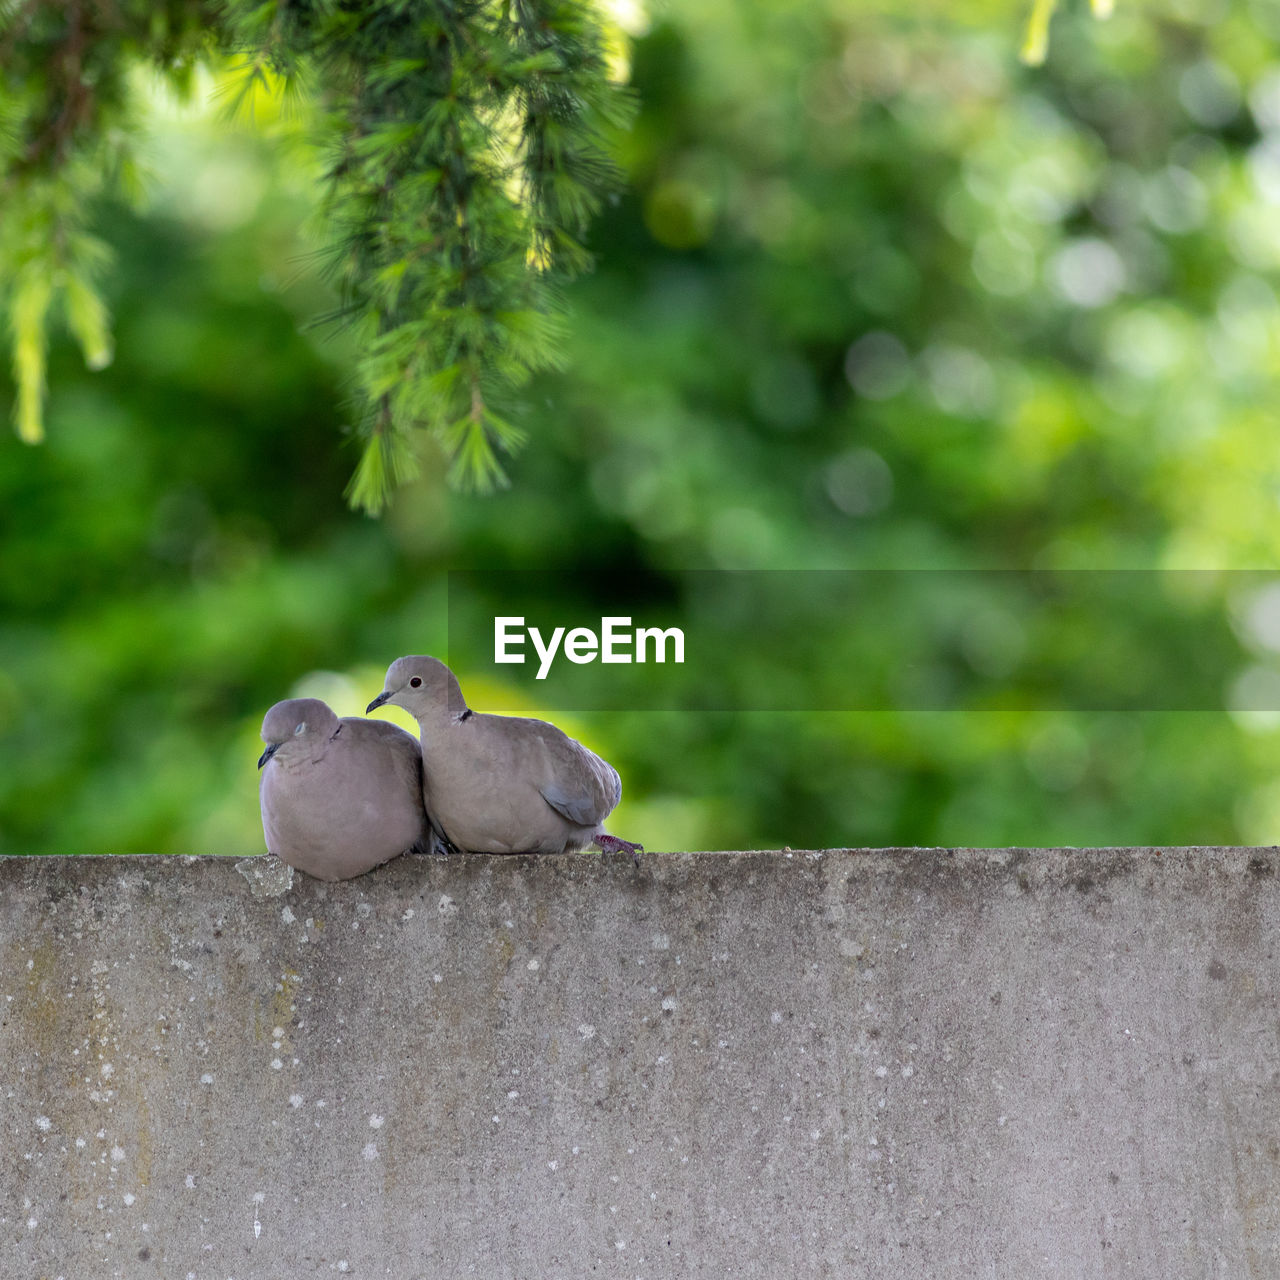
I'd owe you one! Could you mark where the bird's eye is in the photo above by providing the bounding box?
[409,676,422,688]
[294,723,306,735]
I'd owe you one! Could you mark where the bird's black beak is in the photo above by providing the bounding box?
[366,690,392,714]
[257,742,279,770]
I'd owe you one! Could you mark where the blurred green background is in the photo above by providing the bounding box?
[6,0,1280,855]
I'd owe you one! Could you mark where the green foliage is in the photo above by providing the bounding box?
[0,0,630,507]
[1021,0,1116,66]
[0,2,211,439]
[5,0,1280,858]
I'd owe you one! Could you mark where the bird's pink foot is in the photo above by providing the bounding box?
[596,833,644,867]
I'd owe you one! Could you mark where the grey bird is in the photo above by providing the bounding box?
[366,656,642,863]
[257,697,433,881]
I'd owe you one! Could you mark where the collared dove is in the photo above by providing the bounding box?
[257,697,432,881]
[367,656,643,863]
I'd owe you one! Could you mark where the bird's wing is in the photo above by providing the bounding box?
[537,738,622,828]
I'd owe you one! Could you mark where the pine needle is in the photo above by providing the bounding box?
[1020,0,1058,67]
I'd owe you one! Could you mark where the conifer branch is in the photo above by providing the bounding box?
[0,0,632,509]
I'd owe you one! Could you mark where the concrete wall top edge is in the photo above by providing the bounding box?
[1,844,1275,897]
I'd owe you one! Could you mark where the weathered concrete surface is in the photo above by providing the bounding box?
[2,848,1279,1279]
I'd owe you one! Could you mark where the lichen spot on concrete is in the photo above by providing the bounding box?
[362,1142,379,1161]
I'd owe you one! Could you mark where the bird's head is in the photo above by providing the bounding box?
[258,698,340,769]
[367,655,466,723]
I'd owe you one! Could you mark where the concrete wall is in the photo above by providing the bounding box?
[2,848,1278,1279]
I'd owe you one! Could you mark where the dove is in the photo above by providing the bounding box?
[257,697,432,881]
[366,656,643,863]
